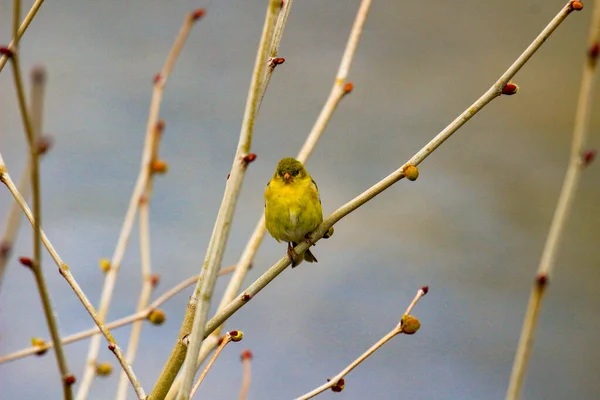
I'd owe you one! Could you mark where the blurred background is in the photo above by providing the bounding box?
[1,0,599,399]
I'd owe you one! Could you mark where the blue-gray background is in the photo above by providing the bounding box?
[1,1,599,399]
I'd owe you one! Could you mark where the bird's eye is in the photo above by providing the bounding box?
[292,169,299,176]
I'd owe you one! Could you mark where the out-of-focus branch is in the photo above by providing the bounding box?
[7,1,73,395]
[0,156,146,399]
[115,120,166,400]
[506,1,597,399]
[296,287,428,400]
[0,266,236,365]
[238,350,253,400]
[76,10,205,400]
[0,0,45,74]
[0,66,50,290]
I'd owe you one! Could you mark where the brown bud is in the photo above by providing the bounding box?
[401,315,421,335]
[64,375,77,386]
[19,256,34,269]
[343,82,354,94]
[31,337,48,356]
[95,362,113,376]
[243,153,257,164]
[502,83,519,95]
[403,165,419,181]
[330,378,345,392]
[148,309,166,325]
[0,47,14,57]
[192,8,206,20]
[151,160,168,174]
[421,285,429,295]
[230,330,244,342]
[570,1,583,11]
[240,349,253,361]
[581,150,596,167]
[150,274,161,287]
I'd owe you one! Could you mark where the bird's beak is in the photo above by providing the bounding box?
[283,172,291,182]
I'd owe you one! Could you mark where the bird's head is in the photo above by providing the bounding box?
[275,157,307,184]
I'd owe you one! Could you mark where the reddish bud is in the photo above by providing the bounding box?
[0,47,14,57]
[19,256,34,268]
[240,349,253,361]
[570,1,584,11]
[108,343,116,351]
[589,43,599,60]
[138,195,148,205]
[243,153,257,164]
[502,83,519,95]
[241,293,252,301]
[582,150,596,166]
[156,119,166,133]
[31,66,47,85]
[151,160,168,174]
[421,285,429,295]
[343,82,354,94]
[329,378,345,392]
[230,330,244,342]
[536,273,549,286]
[227,173,230,180]
[150,274,161,287]
[192,8,206,20]
[0,241,12,257]
[153,73,162,84]
[271,57,285,66]
[36,136,53,155]
[64,375,77,386]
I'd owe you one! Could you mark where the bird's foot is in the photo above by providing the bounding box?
[287,243,300,268]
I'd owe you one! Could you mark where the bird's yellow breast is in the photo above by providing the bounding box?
[264,176,323,243]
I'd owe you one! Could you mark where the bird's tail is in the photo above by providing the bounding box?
[303,248,318,263]
[290,242,318,267]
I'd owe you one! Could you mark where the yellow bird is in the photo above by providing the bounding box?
[265,158,322,267]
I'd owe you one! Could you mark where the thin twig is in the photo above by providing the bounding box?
[0,158,146,399]
[0,0,45,74]
[115,121,165,400]
[189,333,234,398]
[0,66,48,290]
[76,10,203,400]
[506,1,597,399]
[0,266,236,365]
[8,1,73,396]
[238,350,253,400]
[174,2,280,400]
[195,0,581,349]
[296,287,428,400]
[257,0,294,108]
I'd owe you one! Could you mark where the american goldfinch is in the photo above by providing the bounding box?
[265,157,322,267]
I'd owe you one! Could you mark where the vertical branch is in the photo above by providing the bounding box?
[0,66,49,289]
[76,11,203,399]
[8,0,73,397]
[115,121,165,400]
[0,0,45,74]
[506,1,598,399]
[175,1,281,398]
